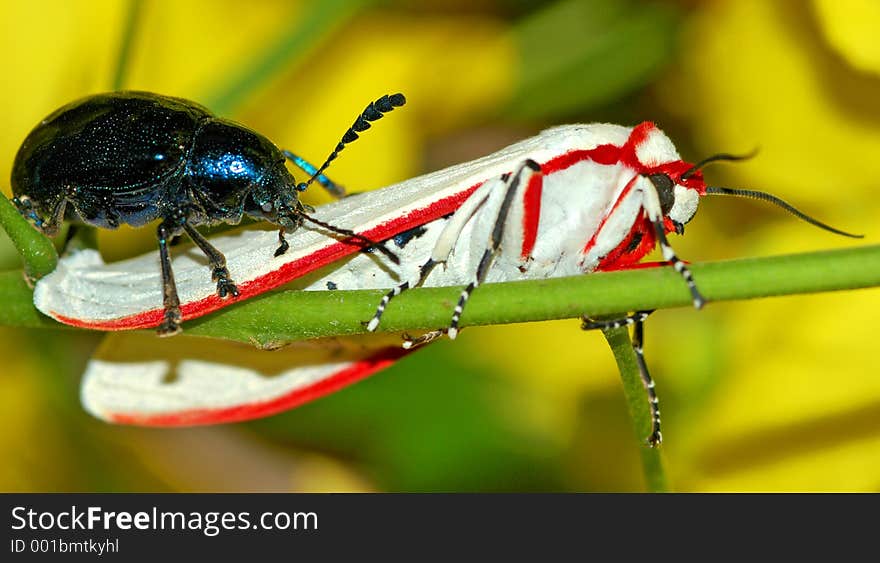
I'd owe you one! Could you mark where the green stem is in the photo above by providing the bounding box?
[601,325,668,492]
[0,270,60,328]
[0,195,58,282]
[1,244,879,341]
[183,243,880,345]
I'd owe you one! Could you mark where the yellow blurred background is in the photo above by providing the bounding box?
[0,0,878,491]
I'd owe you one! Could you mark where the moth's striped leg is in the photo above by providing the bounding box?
[365,172,498,333]
[652,221,705,309]
[580,310,654,332]
[401,330,445,349]
[639,176,706,309]
[366,258,439,332]
[631,317,663,446]
[448,159,543,339]
[582,310,662,446]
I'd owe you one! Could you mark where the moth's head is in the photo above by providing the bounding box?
[625,122,707,234]
[642,163,706,235]
[625,121,861,240]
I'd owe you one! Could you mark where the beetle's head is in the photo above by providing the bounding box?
[187,119,309,227]
[243,157,401,264]
[244,159,308,228]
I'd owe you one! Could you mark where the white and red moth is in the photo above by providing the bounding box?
[35,121,855,445]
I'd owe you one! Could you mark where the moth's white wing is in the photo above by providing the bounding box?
[33,124,632,330]
[81,332,409,425]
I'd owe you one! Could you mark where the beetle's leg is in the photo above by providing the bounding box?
[61,224,79,252]
[274,229,289,257]
[299,213,400,265]
[156,220,182,336]
[64,187,122,231]
[182,223,239,299]
[13,195,42,231]
[283,150,346,198]
[42,198,69,237]
[447,160,542,339]
[581,310,662,446]
[274,212,305,257]
[14,194,66,236]
[58,224,99,256]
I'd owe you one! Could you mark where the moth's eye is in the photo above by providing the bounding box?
[672,220,685,235]
[647,173,675,216]
[261,202,273,213]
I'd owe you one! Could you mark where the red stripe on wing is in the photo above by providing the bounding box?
[519,171,543,260]
[52,186,481,330]
[106,347,410,426]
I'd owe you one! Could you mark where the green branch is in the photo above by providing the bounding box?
[602,326,668,492]
[0,194,57,282]
[1,245,878,341]
[184,244,880,345]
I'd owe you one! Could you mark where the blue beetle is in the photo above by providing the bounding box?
[12,91,404,335]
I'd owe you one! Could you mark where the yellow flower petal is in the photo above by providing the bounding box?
[240,14,515,204]
[660,0,880,490]
[667,0,880,209]
[1,1,127,196]
[813,0,880,75]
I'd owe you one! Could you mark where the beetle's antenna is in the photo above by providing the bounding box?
[300,213,401,265]
[681,149,759,179]
[296,93,407,192]
[705,187,863,238]
[283,150,346,198]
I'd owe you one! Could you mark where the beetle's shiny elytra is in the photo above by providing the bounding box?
[12,91,405,335]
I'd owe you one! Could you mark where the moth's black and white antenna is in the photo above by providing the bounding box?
[705,187,863,238]
[685,148,862,238]
[681,149,759,180]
